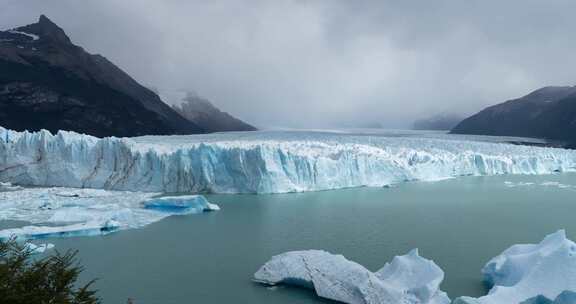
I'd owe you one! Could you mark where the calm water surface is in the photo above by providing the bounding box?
[45,173,576,304]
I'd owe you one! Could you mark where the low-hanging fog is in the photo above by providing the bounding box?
[2,0,576,128]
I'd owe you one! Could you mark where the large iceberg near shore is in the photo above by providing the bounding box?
[0,187,219,240]
[253,249,450,304]
[0,127,575,194]
[455,230,576,304]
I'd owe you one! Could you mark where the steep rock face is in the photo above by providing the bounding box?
[160,90,256,132]
[0,15,203,137]
[451,86,576,143]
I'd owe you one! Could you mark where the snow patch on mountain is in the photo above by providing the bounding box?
[8,30,40,41]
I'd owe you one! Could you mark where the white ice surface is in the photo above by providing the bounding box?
[24,242,55,254]
[254,249,449,304]
[504,180,576,189]
[455,230,576,304]
[0,182,22,191]
[1,127,575,194]
[0,187,218,240]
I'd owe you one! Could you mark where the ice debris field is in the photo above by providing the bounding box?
[1,127,576,194]
[255,231,576,304]
[0,184,219,247]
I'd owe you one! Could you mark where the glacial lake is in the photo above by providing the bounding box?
[42,172,576,304]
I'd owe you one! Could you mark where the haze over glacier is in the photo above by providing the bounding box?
[1,127,575,194]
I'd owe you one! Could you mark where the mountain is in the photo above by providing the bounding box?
[160,90,256,132]
[0,15,204,137]
[412,113,463,131]
[451,86,576,145]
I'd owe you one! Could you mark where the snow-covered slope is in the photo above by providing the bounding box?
[254,249,449,304]
[1,127,576,194]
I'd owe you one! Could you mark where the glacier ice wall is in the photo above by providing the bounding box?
[1,127,576,194]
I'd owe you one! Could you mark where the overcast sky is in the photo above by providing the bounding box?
[2,0,575,128]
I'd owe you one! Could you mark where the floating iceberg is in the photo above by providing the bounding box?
[455,230,576,304]
[0,182,23,192]
[0,220,121,240]
[504,180,575,189]
[0,187,218,240]
[1,127,575,194]
[24,242,55,254]
[254,249,450,304]
[143,195,220,214]
[519,292,576,304]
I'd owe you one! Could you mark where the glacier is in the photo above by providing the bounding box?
[253,249,450,304]
[0,187,219,240]
[455,230,576,304]
[0,127,576,194]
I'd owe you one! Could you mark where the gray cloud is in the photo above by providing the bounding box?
[2,0,575,128]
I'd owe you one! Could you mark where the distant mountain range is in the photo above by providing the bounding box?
[159,91,256,133]
[412,113,463,131]
[451,86,576,147]
[0,15,254,137]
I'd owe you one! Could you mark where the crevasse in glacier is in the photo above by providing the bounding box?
[253,249,450,304]
[0,127,575,194]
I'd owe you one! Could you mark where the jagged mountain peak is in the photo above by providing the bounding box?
[13,14,72,45]
[0,16,203,137]
[158,89,256,132]
[38,14,52,24]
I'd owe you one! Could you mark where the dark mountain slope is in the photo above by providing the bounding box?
[412,113,463,131]
[0,15,203,137]
[451,86,576,142]
[160,91,256,132]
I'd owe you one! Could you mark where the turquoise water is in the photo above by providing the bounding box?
[45,173,576,304]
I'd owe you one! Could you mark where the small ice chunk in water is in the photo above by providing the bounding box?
[24,242,55,254]
[0,182,23,192]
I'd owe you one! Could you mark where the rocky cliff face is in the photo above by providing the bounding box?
[0,15,204,137]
